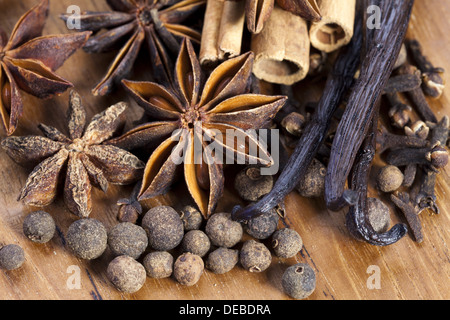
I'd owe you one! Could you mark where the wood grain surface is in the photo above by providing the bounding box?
[0,0,449,300]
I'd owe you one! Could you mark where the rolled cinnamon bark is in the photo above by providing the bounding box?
[251,5,310,85]
[309,0,356,53]
[199,0,224,67]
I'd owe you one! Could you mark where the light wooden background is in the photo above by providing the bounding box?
[0,0,449,300]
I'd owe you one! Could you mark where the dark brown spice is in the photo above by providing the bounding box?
[107,255,146,293]
[0,244,25,270]
[181,230,211,257]
[205,212,243,248]
[205,247,239,274]
[376,124,429,154]
[271,228,303,258]
[22,211,55,244]
[281,263,316,300]
[239,240,271,272]
[107,222,148,259]
[390,192,423,243]
[173,252,204,286]
[376,165,404,193]
[143,251,173,279]
[243,206,279,240]
[66,218,108,260]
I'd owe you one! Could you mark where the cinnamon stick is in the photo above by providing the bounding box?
[309,0,356,53]
[251,5,310,85]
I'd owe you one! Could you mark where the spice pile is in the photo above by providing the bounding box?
[0,0,449,300]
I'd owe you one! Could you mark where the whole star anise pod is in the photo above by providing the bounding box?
[107,39,286,218]
[1,91,145,218]
[0,0,91,135]
[226,0,321,34]
[61,0,205,96]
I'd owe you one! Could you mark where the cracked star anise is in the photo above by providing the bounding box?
[225,0,321,34]
[61,0,205,96]
[107,38,286,218]
[1,90,145,218]
[0,0,91,135]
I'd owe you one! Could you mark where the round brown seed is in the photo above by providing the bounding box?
[108,222,148,259]
[282,263,316,299]
[377,165,404,193]
[107,255,146,293]
[143,251,173,279]
[173,252,204,286]
[22,211,55,244]
[206,247,239,274]
[66,218,107,260]
[271,228,303,258]
[0,244,25,270]
[179,205,203,231]
[239,240,272,272]
[205,212,243,248]
[234,166,274,202]
[141,206,184,251]
[296,158,326,198]
[244,206,279,240]
[181,230,211,257]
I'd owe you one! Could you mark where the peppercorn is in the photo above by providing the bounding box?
[377,165,404,193]
[22,211,55,244]
[271,228,303,258]
[173,252,204,286]
[0,244,25,270]
[205,212,243,248]
[141,206,184,251]
[107,255,146,293]
[205,247,239,274]
[107,222,148,259]
[234,166,274,201]
[179,205,203,231]
[181,230,211,257]
[367,198,391,233]
[282,263,316,299]
[244,207,279,240]
[66,218,107,260]
[296,158,326,198]
[239,240,272,272]
[143,251,174,279]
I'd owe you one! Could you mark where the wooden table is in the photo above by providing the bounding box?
[0,0,449,300]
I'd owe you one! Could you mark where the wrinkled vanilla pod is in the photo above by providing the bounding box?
[232,3,364,222]
[325,0,415,211]
[346,112,408,246]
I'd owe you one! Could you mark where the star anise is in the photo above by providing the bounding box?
[0,0,91,135]
[226,0,321,34]
[107,39,286,218]
[1,90,145,218]
[61,0,205,96]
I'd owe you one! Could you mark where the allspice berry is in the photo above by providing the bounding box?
[234,166,273,202]
[239,240,272,272]
[179,205,203,231]
[271,228,303,258]
[107,255,146,293]
[141,206,184,251]
[296,158,326,198]
[244,207,279,240]
[181,230,211,257]
[22,211,55,243]
[173,252,204,286]
[143,251,173,279]
[66,218,107,260]
[108,222,148,259]
[282,263,316,299]
[367,198,391,233]
[377,165,404,193]
[0,244,25,270]
[205,212,243,248]
[206,247,239,274]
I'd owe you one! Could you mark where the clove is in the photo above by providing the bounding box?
[386,92,412,129]
[382,73,422,95]
[396,64,437,123]
[390,192,423,243]
[385,143,448,169]
[376,124,429,154]
[406,39,445,99]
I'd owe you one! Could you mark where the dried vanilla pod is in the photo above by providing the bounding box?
[1,91,144,218]
[0,0,91,135]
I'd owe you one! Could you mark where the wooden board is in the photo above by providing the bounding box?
[0,0,449,300]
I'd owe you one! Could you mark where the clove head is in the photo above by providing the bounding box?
[426,143,449,169]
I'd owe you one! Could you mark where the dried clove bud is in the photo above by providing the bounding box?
[281,112,306,137]
[386,143,448,169]
[406,39,445,99]
[377,165,404,193]
[386,92,412,129]
[405,120,430,140]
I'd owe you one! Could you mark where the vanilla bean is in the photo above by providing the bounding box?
[345,110,407,246]
[325,0,414,211]
[231,2,364,222]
